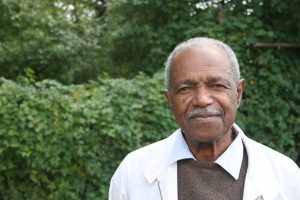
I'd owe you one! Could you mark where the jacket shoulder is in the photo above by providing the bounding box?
[243,135,300,184]
[109,130,179,199]
[245,136,298,167]
[124,133,174,164]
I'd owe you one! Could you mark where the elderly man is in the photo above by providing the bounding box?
[109,37,300,200]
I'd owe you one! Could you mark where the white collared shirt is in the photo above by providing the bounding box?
[168,128,244,180]
[110,124,300,200]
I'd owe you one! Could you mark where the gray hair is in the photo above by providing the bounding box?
[165,37,240,90]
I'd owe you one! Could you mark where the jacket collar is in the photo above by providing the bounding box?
[143,124,280,199]
[163,128,244,180]
[143,129,180,183]
[234,124,280,199]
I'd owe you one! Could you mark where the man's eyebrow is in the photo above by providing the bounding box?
[175,79,198,87]
[207,76,231,85]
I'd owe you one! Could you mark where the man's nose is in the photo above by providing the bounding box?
[192,87,214,107]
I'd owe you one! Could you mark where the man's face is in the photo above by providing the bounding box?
[165,45,245,144]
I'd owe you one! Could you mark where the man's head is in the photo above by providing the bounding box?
[164,37,245,145]
[165,37,241,90]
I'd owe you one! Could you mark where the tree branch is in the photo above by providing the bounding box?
[255,42,300,48]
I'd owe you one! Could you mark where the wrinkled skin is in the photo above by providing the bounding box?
[164,44,245,161]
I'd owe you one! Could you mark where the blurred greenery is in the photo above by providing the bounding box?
[0,0,106,83]
[0,0,299,199]
[0,74,176,199]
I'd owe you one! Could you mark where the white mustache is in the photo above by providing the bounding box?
[187,108,222,119]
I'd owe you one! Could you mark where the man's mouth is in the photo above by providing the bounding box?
[186,108,222,123]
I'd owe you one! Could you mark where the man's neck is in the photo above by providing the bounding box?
[185,129,235,162]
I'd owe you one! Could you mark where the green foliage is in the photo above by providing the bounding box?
[0,0,105,84]
[0,0,299,199]
[236,48,300,159]
[0,62,299,198]
[104,0,300,77]
[103,0,300,160]
[0,74,176,199]
[1,0,299,82]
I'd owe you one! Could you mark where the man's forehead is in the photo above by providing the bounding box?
[170,63,236,88]
[173,74,233,85]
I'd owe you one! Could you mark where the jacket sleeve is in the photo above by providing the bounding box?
[109,161,128,200]
[285,161,300,199]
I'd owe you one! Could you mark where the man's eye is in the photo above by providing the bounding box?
[178,87,192,93]
[211,84,227,88]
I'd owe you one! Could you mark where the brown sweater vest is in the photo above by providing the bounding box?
[177,146,248,200]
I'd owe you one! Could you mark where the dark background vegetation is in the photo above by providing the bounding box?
[0,0,299,199]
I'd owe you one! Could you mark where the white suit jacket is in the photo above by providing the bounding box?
[109,124,300,200]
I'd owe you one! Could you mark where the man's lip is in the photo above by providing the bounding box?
[189,114,220,119]
[188,115,221,123]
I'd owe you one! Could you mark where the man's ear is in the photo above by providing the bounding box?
[164,89,172,107]
[237,79,246,108]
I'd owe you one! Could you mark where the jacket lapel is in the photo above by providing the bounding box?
[143,125,281,200]
[143,131,180,200]
[155,163,178,200]
[238,128,280,199]
[243,174,264,200]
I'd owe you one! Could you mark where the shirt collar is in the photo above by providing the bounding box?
[168,125,244,180]
[168,130,196,164]
[215,127,244,180]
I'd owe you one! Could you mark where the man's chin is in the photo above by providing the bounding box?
[183,122,227,141]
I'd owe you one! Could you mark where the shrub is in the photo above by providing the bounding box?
[0,67,299,199]
[0,74,176,199]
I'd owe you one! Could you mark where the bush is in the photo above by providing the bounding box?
[0,67,299,199]
[0,74,176,199]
